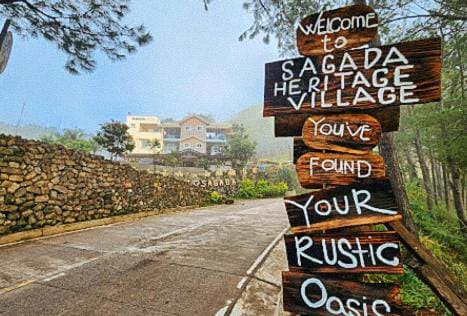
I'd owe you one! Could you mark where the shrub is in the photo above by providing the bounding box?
[209,191,223,204]
[237,179,288,199]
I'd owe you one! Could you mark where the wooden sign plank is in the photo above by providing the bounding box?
[302,114,381,155]
[297,4,378,56]
[276,105,400,137]
[263,38,441,117]
[293,137,307,164]
[284,179,401,232]
[296,152,385,188]
[284,230,403,274]
[283,271,402,315]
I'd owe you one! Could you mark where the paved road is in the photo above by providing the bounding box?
[0,199,288,316]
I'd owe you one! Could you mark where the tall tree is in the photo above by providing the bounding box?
[41,128,100,154]
[94,120,134,160]
[221,124,256,176]
[150,138,161,172]
[0,0,152,73]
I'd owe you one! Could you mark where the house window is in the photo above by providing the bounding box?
[197,126,203,131]
[140,139,151,148]
[185,126,192,131]
[130,123,136,128]
[184,143,190,148]
[196,143,202,148]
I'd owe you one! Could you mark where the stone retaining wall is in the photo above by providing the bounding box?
[0,134,208,235]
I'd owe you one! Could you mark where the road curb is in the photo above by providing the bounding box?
[0,205,198,247]
[225,227,289,315]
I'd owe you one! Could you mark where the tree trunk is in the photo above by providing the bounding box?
[405,150,419,183]
[380,133,419,235]
[448,158,466,235]
[413,132,435,210]
[462,172,466,209]
[435,161,443,202]
[429,148,438,205]
[442,162,450,211]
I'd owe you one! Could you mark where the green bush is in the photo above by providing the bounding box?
[209,191,223,204]
[403,182,466,312]
[406,182,467,262]
[237,179,288,199]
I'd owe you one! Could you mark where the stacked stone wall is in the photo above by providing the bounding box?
[0,134,208,235]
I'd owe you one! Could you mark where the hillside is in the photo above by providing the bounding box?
[0,122,56,140]
[229,105,292,162]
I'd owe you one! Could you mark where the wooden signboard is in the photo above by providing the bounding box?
[293,137,308,164]
[283,271,402,315]
[275,105,400,137]
[284,231,403,274]
[302,113,381,154]
[296,152,385,188]
[263,38,441,117]
[296,4,378,56]
[284,179,401,232]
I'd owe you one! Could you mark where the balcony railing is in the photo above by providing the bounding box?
[206,134,226,140]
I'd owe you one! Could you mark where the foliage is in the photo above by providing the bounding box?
[93,120,134,160]
[165,151,182,167]
[161,117,177,123]
[364,268,445,312]
[229,105,291,161]
[150,139,161,151]
[406,182,467,274]
[205,0,467,57]
[195,156,211,169]
[262,164,298,190]
[237,178,287,199]
[40,128,99,154]
[209,191,223,204]
[399,268,444,312]
[0,0,152,73]
[221,124,256,173]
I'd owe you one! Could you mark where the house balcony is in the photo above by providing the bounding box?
[206,134,226,143]
[163,135,181,142]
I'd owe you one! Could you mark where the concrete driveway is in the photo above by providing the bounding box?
[0,198,288,316]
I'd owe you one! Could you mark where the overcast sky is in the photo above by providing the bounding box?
[0,1,279,133]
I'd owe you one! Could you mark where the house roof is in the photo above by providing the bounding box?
[181,135,205,142]
[179,115,211,125]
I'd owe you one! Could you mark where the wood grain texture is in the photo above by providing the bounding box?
[276,105,400,137]
[293,137,309,164]
[284,179,401,232]
[283,271,402,315]
[296,4,378,56]
[284,231,403,274]
[302,114,381,154]
[296,152,385,188]
[264,38,441,117]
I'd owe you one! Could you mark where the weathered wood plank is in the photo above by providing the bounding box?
[293,137,308,164]
[283,271,402,315]
[296,4,378,56]
[277,105,400,137]
[302,114,381,154]
[296,152,385,188]
[285,230,403,274]
[264,38,441,117]
[284,179,401,232]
